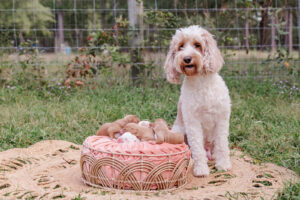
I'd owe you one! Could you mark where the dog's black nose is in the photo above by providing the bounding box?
[183,56,192,64]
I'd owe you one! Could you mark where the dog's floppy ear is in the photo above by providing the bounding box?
[202,32,224,73]
[164,40,181,84]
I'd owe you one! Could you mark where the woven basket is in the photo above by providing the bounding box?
[80,136,191,191]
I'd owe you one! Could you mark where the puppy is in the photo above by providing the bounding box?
[164,25,231,176]
[153,119,184,144]
[96,115,140,138]
[138,120,152,128]
[121,123,155,141]
[117,132,141,143]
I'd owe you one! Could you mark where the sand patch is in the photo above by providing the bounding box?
[0,140,298,199]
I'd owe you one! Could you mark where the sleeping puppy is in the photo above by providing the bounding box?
[153,119,184,144]
[117,132,141,143]
[121,123,155,141]
[122,120,184,144]
[96,115,140,138]
[138,120,152,128]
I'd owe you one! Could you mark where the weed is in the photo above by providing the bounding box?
[72,194,86,200]
[276,182,300,200]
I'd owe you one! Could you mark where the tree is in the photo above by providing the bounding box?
[128,0,144,83]
[298,0,300,58]
[0,0,54,44]
[270,11,277,52]
[259,0,272,50]
[56,0,64,53]
[288,8,293,53]
[238,0,254,53]
[244,7,250,53]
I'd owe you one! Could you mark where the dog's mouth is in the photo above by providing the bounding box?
[181,64,197,76]
[185,65,195,69]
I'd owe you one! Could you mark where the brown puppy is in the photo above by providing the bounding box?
[96,115,140,138]
[153,119,184,144]
[122,123,155,141]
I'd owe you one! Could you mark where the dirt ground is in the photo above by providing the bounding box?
[0,140,298,200]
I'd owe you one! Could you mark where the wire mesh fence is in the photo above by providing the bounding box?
[0,0,299,86]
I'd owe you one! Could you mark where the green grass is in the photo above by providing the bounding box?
[227,79,299,174]
[0,77,299,199]
[276,182,300,200]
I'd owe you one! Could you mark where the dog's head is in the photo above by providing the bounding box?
[121,123,139,135]
[164,25,224,84]
[124,115,140,124]
[153,118,168,129]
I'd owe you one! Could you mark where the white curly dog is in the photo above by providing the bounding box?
[164,25,231,176]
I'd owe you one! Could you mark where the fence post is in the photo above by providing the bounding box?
[128,0,144,83]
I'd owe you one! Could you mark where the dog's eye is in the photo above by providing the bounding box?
[194,43,201,48]
[179,44,184,50]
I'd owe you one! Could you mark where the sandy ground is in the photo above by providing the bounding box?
[0,140,298,200]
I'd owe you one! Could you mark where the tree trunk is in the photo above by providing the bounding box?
[183,0,189,21]
[260,7,270,50]
[271,12,276,52]
[128,0,143,83]
[298,0,300,58]
[19,31,25,43]
[113,1,119,46]
[101,0,106,28]
[174,0,178,16]
[54,31,58,53]
[57,9,64,52]
[244,8,249,53]
[288,9,293,53]
[146,23,150,45]
[79,30,83,47]
[284,8,289,50]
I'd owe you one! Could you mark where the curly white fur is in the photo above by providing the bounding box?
[138,121,151,128]
[164,25,231,176]
[117,132,140,143]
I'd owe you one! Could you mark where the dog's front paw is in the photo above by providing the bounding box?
[193,163,210,177]
[215,157,232,171]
